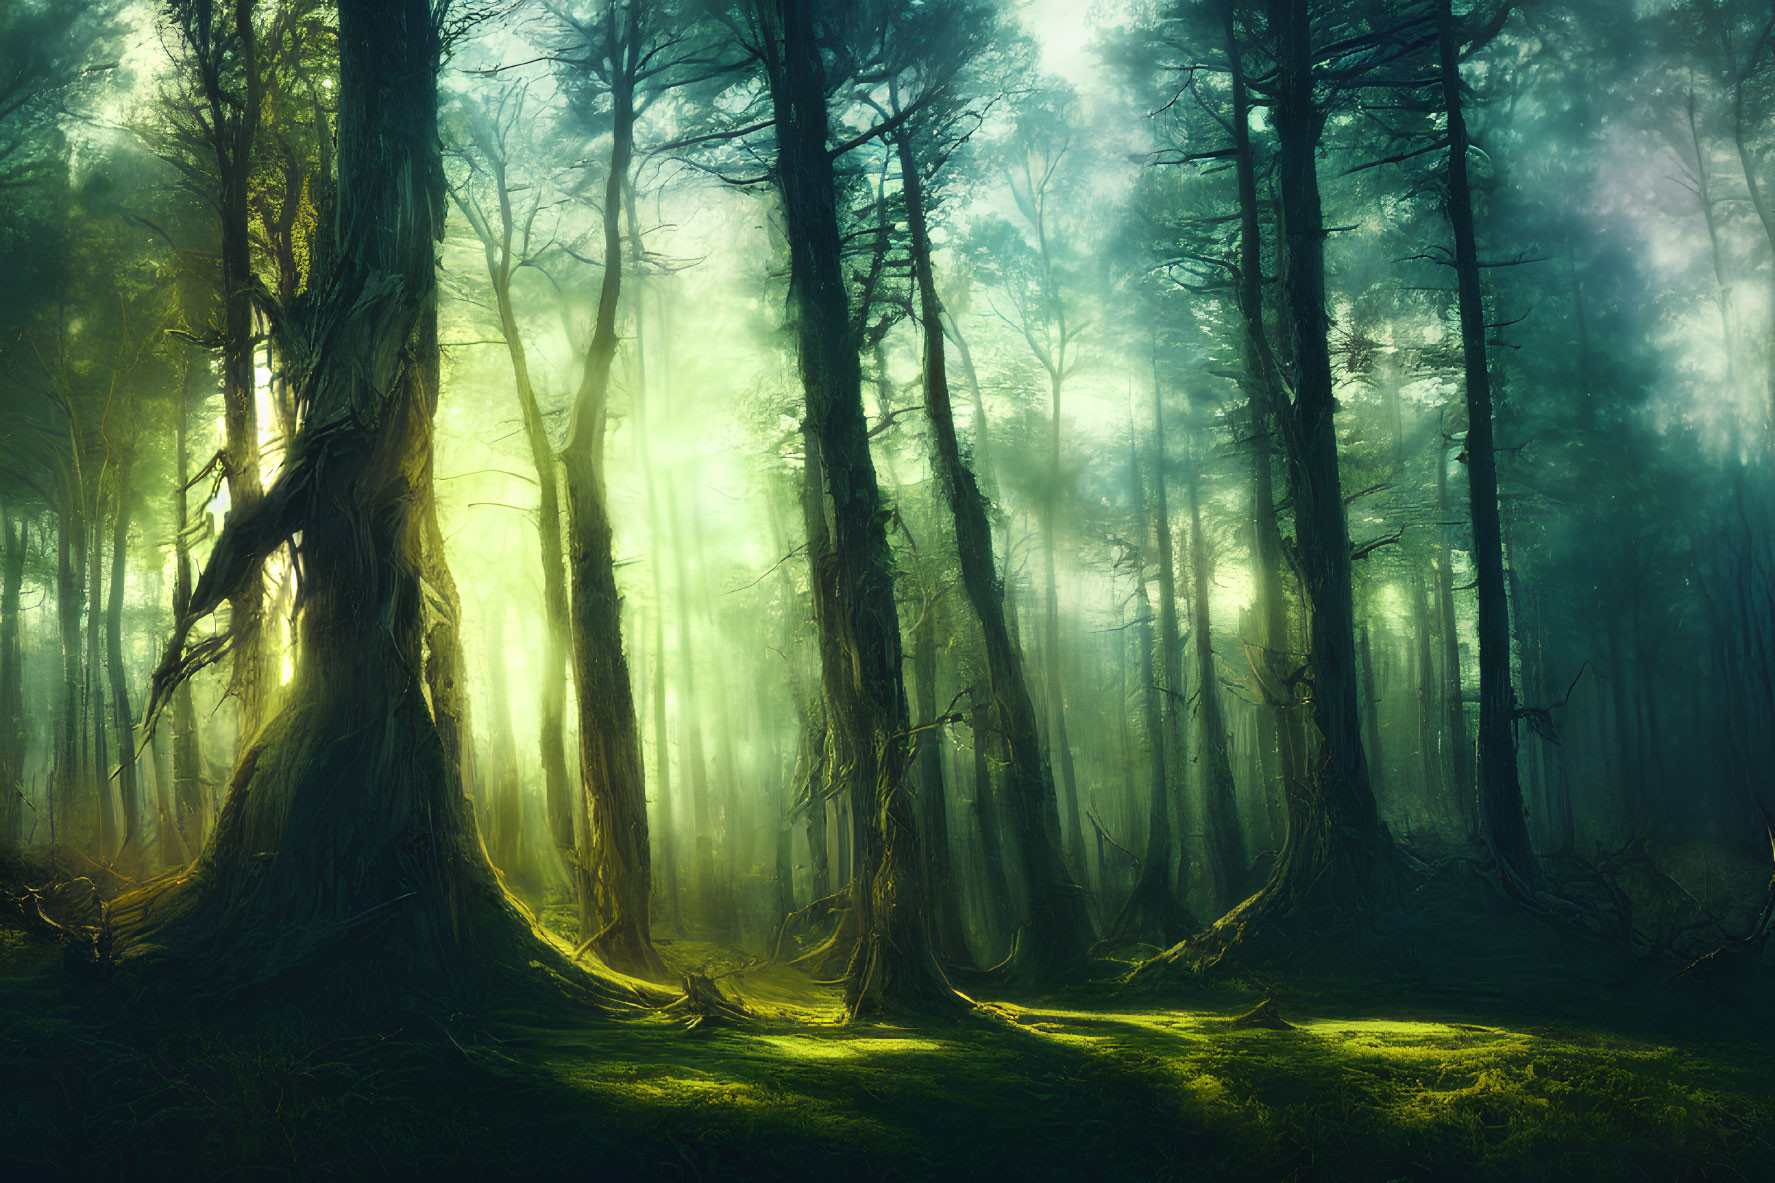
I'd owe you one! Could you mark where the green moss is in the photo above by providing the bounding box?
[0,930,1769,1180]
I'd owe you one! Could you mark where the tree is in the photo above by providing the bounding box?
[123,0,551,1001]
[743,0,967,1018]
[1436,0,1535,889]
[885,0,1096,977]
[162,0,272,741]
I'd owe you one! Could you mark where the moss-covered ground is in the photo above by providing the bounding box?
[2,913,1771,1182]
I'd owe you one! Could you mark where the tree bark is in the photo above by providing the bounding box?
[1186,441,1245,914]
[1223,0,1308,869]
[557,24,663,977]
[106,452,143,870]
[1112,421,1191,945]
[1439,0,1534,888]
[1140,0,1394,976]
[120,0,552,1003]
[172,347,206,859]
[897,126,1093,979]
[759,0,963,1016]
[0,515,24,852]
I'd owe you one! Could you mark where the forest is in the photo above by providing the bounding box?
[0,0,1773,1177]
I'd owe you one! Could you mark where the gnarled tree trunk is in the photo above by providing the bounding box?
[120,0,552,1004]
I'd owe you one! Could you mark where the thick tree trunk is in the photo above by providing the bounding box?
[119,0,553,1004]
[911,596,973,968]
[761,1,962,1017]
[898,128,1093,979]
[1140,0,1394,977]
[1264,0,1391,898]
[1223,0,1308,867]
[1439,0,1534,889]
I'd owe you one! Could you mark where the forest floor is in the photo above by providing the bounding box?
[2,857,1773,1180]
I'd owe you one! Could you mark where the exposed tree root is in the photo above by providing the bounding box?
[658,972,752,1031]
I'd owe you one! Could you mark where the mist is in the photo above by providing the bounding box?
[1,1,1772,1178]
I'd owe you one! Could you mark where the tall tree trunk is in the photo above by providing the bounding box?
[1187,443,1245,914]
[1440,0,1534,889]
[88,475,111,858]
[459,142,580,911]
[0,515,23,852]
[558,40,662,978]
[1266,0,1390,896]
[172,349,206,858]
[121,0,550,1002]
[911,595,972,968]
[106,454,143,870]
[216,0,267,745]
[1141,0,1395,976]
[1112,421,1190,944]
[897,127,1093,978]
[1148,367,1191,909]
[55,493,82,848]
[759,0,962,1016]
[1223,0,1308,867]
[1434,422,1474,832]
